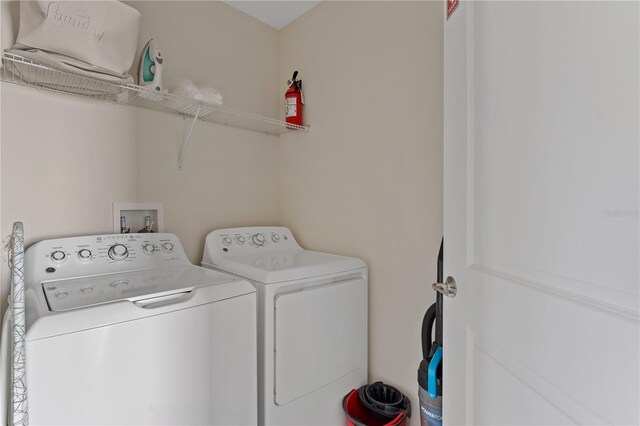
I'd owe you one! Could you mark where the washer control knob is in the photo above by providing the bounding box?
[51,250,66,262]
[162,242,174,253]
[142,244,155,254]
[271,234,280,242]
[78,249,92,260]
[109,280,129,288]
[222,237,233,246]
[252,233,265,246]
[236,236,245,244]
[108,244,129,261]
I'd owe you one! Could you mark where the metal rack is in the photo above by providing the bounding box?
[0,52,309,168]
[9,222,28,426]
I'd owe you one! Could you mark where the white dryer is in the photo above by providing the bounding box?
[2,233,257,425]
[202,227,368,425]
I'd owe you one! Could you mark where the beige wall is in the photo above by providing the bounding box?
[1,1,139,315]
[128,1,281,263]
[279,1,443,413]
[0,85,139,314]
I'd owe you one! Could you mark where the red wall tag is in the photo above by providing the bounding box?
[447,0,459,19]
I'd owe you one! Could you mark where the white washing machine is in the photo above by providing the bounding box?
[202,227,368,425]
[2,233,257,425]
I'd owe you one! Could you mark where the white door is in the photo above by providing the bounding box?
[444,2,639,425]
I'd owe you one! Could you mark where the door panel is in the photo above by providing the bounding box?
[444,2,639,424]
[470,336,576,426]
[470,1,639,314]
[274,278,366,406]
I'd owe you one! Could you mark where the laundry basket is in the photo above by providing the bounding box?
[6,0,141,87]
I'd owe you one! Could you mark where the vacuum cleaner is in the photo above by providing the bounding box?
[417,238,444,425]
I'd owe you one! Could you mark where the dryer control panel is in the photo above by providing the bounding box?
[26,233,189,284]
[204,227,301,258]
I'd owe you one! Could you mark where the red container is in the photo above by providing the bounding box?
[342,389,408,426]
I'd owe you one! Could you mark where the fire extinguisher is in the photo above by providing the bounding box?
[285,71,304,127]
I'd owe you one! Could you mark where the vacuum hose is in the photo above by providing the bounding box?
[421,302,437,359]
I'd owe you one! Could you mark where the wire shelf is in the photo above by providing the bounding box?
[0,52,308,136]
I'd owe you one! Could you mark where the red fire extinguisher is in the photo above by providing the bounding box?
[285,71,304,127]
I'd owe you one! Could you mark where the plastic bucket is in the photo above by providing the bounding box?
[342,389,408,426]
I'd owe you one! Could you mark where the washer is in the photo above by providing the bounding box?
[202,227,368,425]
[5,233,257,425]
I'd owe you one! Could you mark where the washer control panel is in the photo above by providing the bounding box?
[26,233,189,284]
[205,227,301,257]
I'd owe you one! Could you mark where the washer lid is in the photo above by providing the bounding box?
[42,265,252,312]
[207,250,366,284]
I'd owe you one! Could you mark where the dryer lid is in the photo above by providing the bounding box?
[205,250,366,284]
[42,265,253,312]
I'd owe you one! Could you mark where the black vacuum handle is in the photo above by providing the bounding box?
[422,237,444,359]
[421,303,437,359]
[437,238,443,283]
[435,237,444,346]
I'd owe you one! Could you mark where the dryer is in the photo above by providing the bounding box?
[202,227,368,425]
[2,233,257,425]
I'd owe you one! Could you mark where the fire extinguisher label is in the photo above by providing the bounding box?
[286,98,297,117]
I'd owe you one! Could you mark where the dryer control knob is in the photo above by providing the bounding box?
[142,244,155,254]
[78,249,92,260]
[108,244,129,261]
[162,242,174,253]
[51,250,66,262]
[223,237,233,246]
[252,233,265,246]
[236,236,245,244]
[271,234,280,242]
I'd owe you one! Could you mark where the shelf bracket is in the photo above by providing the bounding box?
[178,105,201,169]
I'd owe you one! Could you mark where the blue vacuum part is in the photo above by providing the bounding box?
[427,347,443,399]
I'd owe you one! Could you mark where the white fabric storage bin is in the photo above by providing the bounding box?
[14,0,141,75]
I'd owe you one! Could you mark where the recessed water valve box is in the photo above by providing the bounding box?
[113,202,164,234]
